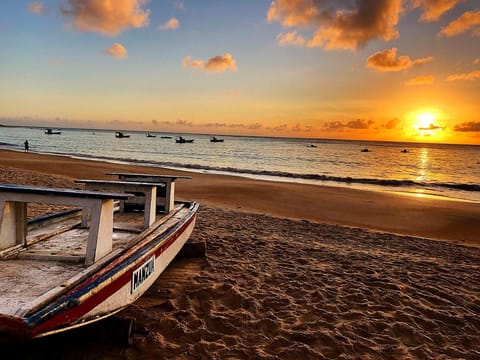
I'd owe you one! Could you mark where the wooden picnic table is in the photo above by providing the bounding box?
[0,184,132,265]
[75,180,166,230]
[106,173,192,213]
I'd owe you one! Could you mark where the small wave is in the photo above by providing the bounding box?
[8,149,479,194]
[52,152,479,193]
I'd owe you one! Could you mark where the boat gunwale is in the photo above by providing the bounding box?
[22,201,199,336]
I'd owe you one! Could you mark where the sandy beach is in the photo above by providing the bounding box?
[1,149,480,358]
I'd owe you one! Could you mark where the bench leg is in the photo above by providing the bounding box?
[85,199,114,266]
[0,201,27,250]
[143,187,157,229]
[81,207,91,227]
[165,181,175,213]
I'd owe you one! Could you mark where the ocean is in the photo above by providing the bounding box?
[1,126,479,202]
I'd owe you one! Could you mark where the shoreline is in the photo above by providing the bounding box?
[1,148,480,246]
[4,146,480,204]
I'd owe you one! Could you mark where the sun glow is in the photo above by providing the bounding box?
[403,109,448,141]
[416,112,436,130]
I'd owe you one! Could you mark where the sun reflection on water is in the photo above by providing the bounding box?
[416,148,429,182]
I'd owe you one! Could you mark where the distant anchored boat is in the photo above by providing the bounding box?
[210,137,224,143]
[115,131,130,138]
[44,128,61,135]
[146,133,156,138]
[176,136,194,143]
[361,148,370,152]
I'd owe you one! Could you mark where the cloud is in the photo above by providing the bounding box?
[418,123,442,130]
[205,54,237,73]
[159,17,179,30]
[267,0,403,50]
[474,58,480,65]
[104,43,128,59]
[176,119,193,127]
[277,31,306,46]
[405,75,435,85]
[383,118,401,129]
[446,70,480,81]
[439,9,480,37]
[28,2,45,14]
[325,119,374,130]
[366,48,433,72]
[454,121,480,132]
[61,0,150,36]
[183,54,237,74]
[182,56,204,69]
[411,0,462,22]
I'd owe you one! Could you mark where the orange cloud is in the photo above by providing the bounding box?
[277,31,306,46]
[366,48,433,72]
[383,118,401,129]
[205,54,237,73]
[183,54,237,74]
[159,18,179,30]
[61,0,150,36]
[474,58,480,65]
[104,43,128,59]
[405,75,435,85]
[454,122,480,132]
[411,0,461,21]
[28,2,45,14]
[439,9,480,37]
[325,119,374,130]
[267,0,403,50]
[182,56,203,69]
[446,70,480,81]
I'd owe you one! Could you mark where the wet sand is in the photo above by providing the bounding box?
[1,149,480,358]
[1,149,480,245]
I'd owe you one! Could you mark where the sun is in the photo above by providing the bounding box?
[416,112,437,130]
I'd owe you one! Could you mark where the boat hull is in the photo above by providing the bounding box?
[0,202,199,340]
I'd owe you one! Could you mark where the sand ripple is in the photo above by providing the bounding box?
[1,166,479,359]
[116,206,480,359]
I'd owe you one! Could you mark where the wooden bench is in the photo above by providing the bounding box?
[0,184,132,266]
[75,180,165,229]
[107,173,192,213]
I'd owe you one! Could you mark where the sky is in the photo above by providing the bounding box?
[0,0,479,144]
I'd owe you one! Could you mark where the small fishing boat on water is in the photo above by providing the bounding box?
[175,136,194,144]
[115,132,130,138]
[146,133,156,138]
[45,129,61,135]
[0,174,199,341]
[210,137,224,143]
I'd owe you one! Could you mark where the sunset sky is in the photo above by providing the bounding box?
[0,0,479,144]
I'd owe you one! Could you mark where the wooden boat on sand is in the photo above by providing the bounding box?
[0,174,199,341]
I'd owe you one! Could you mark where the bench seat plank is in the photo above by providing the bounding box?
[106,173,192,213]
[75,180,161,229]
[0,184,133,265]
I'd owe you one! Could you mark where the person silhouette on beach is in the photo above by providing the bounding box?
[24,140,29,152]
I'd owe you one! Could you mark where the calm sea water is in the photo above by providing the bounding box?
[1,126,479,202]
